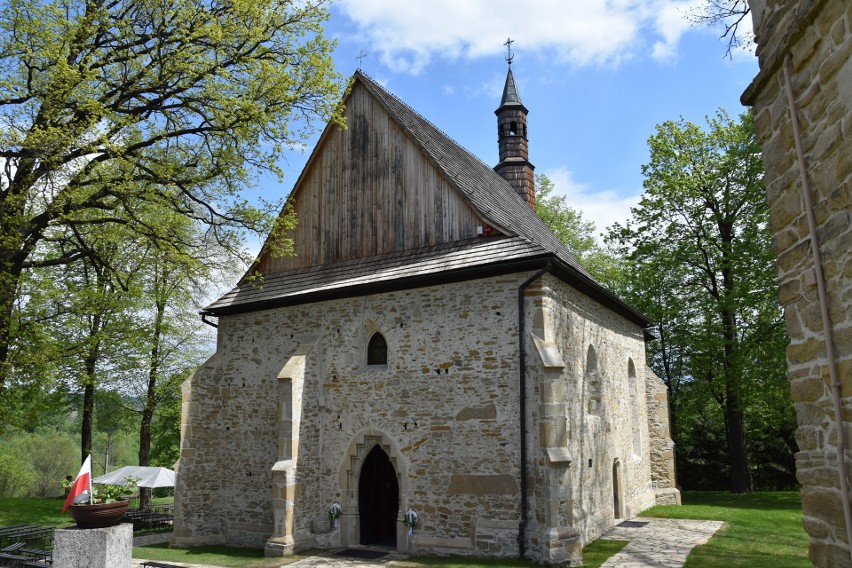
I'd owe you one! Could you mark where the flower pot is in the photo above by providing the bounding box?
[69,500,129,529]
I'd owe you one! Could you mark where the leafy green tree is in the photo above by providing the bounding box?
[48,226,144,463]
[534,173,622,287]
[127,223,227,507]
[0,0,343,395]
[608,110,788,493]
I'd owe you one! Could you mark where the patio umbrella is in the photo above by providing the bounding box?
[92,466,175,488]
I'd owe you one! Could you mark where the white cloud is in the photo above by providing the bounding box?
[650,0,702,61]
[336,0,702,74]
[542,166,641,242]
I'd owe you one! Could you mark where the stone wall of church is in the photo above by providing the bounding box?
[173,270,661,563]
[524,274,657,565]
[743,1,852,565]
[175,274,531,554]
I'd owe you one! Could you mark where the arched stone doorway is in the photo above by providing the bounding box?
[358,445,399,545]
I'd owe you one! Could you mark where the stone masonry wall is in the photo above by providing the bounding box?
[743,1,852,565]
[525,274,657,565]
[175,274,529,556]
[173,271,662,564]
[645,368,680,505]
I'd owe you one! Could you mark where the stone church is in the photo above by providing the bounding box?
[173,66,678,566]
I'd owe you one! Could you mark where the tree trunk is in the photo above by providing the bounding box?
[720,240,752,493]
[82,380,95,464]
[81,311,102,464]
[139,292,165,510]
[725,388,752,492]
[0,197,29,396]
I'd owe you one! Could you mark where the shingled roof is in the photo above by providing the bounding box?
[204,71,648,327]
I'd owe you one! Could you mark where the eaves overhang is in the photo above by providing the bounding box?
[203,252,651,330]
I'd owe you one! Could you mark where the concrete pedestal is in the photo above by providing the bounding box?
[53,523,133,568]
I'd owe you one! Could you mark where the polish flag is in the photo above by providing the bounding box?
[62,455,93,513]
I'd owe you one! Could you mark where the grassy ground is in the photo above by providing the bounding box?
[0,497,73,527]
[133,539,624,568]
[0,496,174,528]
[131,543,304,568]
[642,490,809,568]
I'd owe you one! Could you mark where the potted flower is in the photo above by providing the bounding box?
[403,508,418,538]
[64,482,135,529]
[328,501,342,530]
[62,457,138,529]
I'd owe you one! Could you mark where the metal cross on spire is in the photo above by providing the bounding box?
[357,45,368,70]
[504,37,514,65]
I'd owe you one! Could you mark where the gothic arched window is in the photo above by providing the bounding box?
[367,332,387,366]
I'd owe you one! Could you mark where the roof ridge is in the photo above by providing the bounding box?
[355,70,501,177]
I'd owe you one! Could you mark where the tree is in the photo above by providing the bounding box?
[39,222,145,462]
[608,110,786,493]
[0,0,343,395]
[128,222,226,508]
[686,0,752,57]
[534,173,621,287]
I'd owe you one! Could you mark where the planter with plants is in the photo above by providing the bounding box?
[67,484,135,529]
[62,456,138,529]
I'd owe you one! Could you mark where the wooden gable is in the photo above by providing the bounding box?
[253,80,488,276]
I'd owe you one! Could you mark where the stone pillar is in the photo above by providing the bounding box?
[645,367,681,505]
[266,375,297,556]
[53,524,133,568]
[266,339,314,556]
[528,300,582,566]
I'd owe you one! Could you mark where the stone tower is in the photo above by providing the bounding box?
[494,64,535,208]
[744,0,852,565]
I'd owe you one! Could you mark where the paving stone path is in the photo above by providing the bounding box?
[599,517,725,567]
[132,518,724,568]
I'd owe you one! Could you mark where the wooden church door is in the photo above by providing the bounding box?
[358,445,399,545]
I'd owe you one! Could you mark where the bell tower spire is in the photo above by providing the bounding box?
[494,38,535,209]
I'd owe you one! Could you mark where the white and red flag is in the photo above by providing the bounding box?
[62,455,93,513]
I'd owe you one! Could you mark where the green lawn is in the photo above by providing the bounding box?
[132,543,303,568]
[641,491,809,568]
[0,497,74,527]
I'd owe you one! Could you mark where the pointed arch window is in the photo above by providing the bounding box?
[367,332,387,366]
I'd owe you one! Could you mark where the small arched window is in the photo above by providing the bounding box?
[586,345,601,416]
[509,121,518,135]
[367,332,387,366]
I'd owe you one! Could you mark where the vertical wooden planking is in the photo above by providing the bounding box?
[393,125,405,251]
[250,79,503,278]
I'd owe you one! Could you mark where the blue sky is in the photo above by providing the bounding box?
[264,0,758,241]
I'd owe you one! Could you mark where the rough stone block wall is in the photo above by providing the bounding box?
[175,275,529,557]
[645,368,680,505]
[525,274,656,563]
[174,271,662,564]
[744,1,852,565]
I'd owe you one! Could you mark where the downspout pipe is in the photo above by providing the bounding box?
[517,262,550,559]
[783,53,852,563]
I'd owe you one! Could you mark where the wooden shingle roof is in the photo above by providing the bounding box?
[204,72,648,327]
